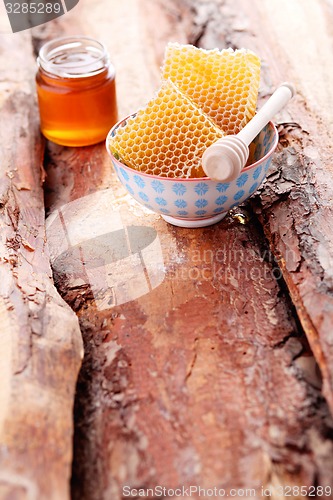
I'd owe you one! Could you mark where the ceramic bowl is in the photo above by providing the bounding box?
[106,116,278,228]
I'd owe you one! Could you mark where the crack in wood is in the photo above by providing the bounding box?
[185,337,199,382]
[24,0,333,495]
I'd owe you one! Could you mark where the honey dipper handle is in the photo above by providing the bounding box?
[237,82,295,145]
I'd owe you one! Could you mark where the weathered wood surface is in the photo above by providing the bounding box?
[30,0,333,498]
[1,0,333,498]
[0,34,83,499]
[236,0,333,414]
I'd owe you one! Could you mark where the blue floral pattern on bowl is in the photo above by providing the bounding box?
[236,173,249,187]
[172,183,187,196]
[216,182,230,192]
[174,199,187,209]
[134,175,146,188]
[194,182,209,196]
[151,180,165,193]
[107,119,278,222]
[216,195,228,206]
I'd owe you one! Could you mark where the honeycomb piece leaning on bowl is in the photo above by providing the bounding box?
[107,80,224,179]
[161,43,261,135]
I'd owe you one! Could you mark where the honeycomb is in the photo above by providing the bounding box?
[108,80,224,179]
[161,43,261,134]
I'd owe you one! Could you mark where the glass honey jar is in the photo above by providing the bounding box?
[36,36,118,147]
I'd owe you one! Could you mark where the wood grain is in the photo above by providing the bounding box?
[34,0,333,498]
[0,33,83,499]
[235,0,333,414]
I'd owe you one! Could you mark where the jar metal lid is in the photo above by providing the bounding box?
[37,36,110,78]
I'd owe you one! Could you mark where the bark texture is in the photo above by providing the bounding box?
[0,34,83,500]
[35,0,333,498]
[2,0,333,498]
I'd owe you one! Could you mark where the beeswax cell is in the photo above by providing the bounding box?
[162,43,261,134]
[108,80,224,179]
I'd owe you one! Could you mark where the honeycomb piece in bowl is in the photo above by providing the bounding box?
[161,43,261,134]
[108,80,224,179]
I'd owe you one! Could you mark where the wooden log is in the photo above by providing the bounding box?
[50,199,333,498]
[0,33,83,499]
[36,0,333,498]
[175,0,333,429]
[229,0,333,414]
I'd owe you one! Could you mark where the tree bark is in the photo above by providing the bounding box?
[0,33,83,500]
[33,1,333,498]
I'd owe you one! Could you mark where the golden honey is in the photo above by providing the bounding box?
[109,43,261,179]
[36,36,118,147]
[108,80,224,179]
[162,43,261,135]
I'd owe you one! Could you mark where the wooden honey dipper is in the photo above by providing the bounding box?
[202,82,295,182]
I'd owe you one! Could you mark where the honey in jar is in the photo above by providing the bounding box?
[36,36,118,147]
